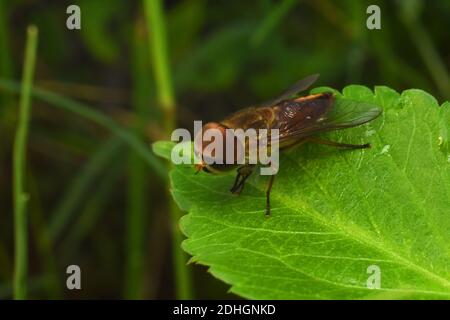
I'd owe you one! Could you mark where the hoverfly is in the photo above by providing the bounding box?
[194,74,382,216]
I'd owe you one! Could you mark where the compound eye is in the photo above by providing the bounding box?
[194,122,222,155]
[194,122,229,163]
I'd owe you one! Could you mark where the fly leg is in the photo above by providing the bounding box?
[307,136,371,149]
[230,172,242,193]
[230,165,253,195]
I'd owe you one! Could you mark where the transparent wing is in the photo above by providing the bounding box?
[260,74,320,107]
[279,98,382,142]
[322,98,382,128]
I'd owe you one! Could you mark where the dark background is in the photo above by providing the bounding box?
[0,0,449,299]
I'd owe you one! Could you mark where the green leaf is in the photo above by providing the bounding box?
[152,140,174,161]
[154,85,450,299]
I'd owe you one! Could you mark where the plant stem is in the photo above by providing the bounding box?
[143,0,193,299]
[144,0,175,133]
[124,18,151,299]
[13,25,38,300]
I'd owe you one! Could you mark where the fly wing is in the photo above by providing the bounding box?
[319,98,382,129]
[275,93,334,142]
[278,97,382,144]
[260,74,320,107]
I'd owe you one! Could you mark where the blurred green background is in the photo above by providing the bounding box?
[0,0,449,299]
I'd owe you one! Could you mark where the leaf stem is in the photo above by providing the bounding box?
[13,25,38,300]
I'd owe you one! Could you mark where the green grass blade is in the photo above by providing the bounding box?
[61,153,124,257]
[48,137,123,240]
[251,0,298,46]
[13,25,38,300]
[0,79,166,180]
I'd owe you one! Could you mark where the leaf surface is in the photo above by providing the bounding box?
[153,85,450,299]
